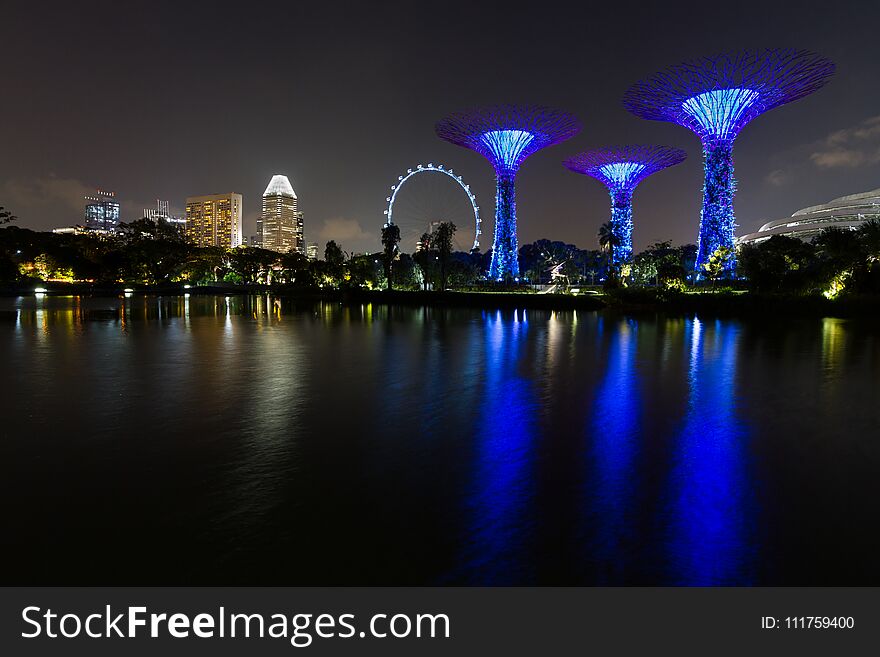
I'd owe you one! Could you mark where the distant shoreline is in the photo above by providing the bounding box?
[4,283,880,318]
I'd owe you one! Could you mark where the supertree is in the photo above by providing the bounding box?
[563,145,687,264]
[622,49,835,274]
[436,105,580,280]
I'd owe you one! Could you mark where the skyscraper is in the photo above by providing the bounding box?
[185,193,243,248]
[259,174,303,254]
[84,190,120,230]
[144,199,185,231]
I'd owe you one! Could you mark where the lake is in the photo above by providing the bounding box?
[1,294,878,585]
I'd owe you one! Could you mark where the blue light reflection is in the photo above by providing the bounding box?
[587,318,642,582]
[665,318,756,585]
[461,310,537,583]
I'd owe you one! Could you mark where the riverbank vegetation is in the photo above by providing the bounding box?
[2,216,880,312]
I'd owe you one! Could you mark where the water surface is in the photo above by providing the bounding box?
[1,294,878,585]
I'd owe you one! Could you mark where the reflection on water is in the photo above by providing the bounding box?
[666,319,755,585]
[462,311,537,584]
[588,318,641,583]
[1,295,879,585]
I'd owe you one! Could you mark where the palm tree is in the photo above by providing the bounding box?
[380,223,401,290]
[856,218,880,263]
[597,221,620,282]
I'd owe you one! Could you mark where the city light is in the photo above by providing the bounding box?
[597,162,647,188]
[564,146,687,264]
[680,88,760,143]
[479,130,536,172]
[384,163,482,252]
[623,49,835,273]
[436,105,580,279]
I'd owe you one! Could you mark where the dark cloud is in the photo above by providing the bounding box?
[810,116,880,168]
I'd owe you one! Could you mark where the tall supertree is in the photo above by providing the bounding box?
[622,49,835,274]
[436,105,580,280]
[563,145,686,264]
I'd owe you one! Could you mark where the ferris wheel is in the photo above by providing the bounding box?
[383,163,481,253]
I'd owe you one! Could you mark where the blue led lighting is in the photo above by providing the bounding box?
[681,88,760,143]
[609,189,634,264]
[564,146,686,266]
[597,162,647,188]
[436,105,580,281]
[478,131,537,279]
[489,173,520,279]
[623,50,836,277]
[696,143,737,271]
[480,130,536,173]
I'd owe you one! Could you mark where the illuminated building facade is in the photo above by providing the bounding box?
[436,105,580,280]
[564,146,686,264]
[259,175,303,254]
[623,49,835,274]
[84,190,120,230]
[185,192,243,248]
[144,199,185,231]
[306,242,318,260]
[738,188,880,244]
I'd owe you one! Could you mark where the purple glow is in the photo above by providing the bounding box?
[564,146,686,263]
[623,49,836,272]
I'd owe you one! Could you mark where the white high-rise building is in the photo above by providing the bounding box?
[259,174,303,254]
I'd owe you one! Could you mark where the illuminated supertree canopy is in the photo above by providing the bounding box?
[563,145,686,264]
[436,105,581,280]
[622,49,835,274]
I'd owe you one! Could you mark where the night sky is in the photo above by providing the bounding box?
[2,0,879,254]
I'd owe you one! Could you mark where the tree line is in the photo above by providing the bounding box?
[2,213,879,298]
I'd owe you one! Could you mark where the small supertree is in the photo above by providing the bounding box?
[623,49,835,274]
[436,105,580,280]
[564,145,686,264]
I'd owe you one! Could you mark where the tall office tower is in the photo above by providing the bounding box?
[185,193,243,248]
[306,242,318,261]
[84,190,121,230]
[144,199,186,231]
[259,174,304,254]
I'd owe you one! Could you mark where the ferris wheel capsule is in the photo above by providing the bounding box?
[383,162,481,253]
